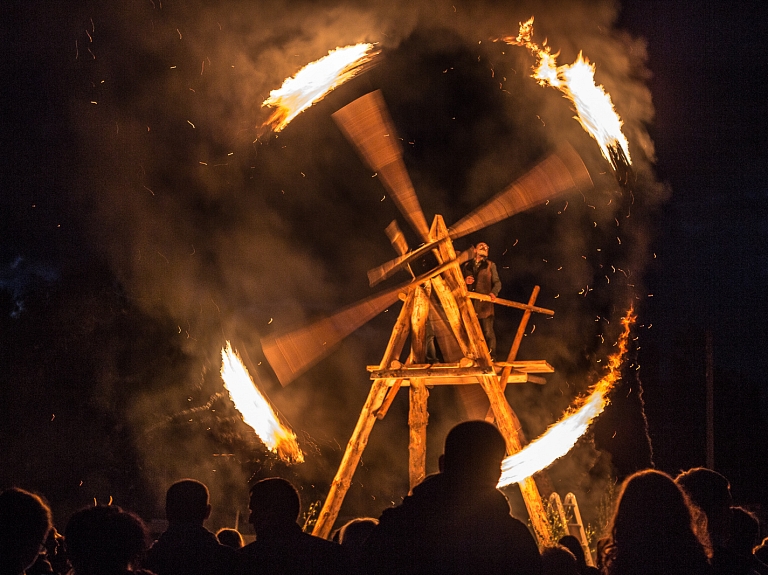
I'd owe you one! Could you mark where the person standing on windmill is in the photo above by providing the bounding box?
[461,242,501,358]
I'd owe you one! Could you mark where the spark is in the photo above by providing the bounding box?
[498,308,635,487]
[221,342,303,463]
[262,43,378,133]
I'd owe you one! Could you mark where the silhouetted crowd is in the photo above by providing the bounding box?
[3,420,768,575]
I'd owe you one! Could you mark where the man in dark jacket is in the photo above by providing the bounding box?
[240,477,343,575]
[144,479,257,575]
[363,420,541,575]
[461,242,501,357]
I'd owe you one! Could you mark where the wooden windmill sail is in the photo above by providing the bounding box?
[260,90,594,544]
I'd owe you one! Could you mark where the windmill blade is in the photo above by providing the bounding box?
[385,220,409,256]
[333,90,430,242]
[262,284,405,386]
[264,251,471,385]
[448,142,593,239]
[367,237,449,287]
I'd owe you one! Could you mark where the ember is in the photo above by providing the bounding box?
[498,308,635,487]
[220,342,304,463]
[262,43,378,132]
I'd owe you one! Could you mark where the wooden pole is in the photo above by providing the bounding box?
[479,373,552,545]
[467,291,553,316]
[408,379,429,491]
[504,286,541,369]
[312,378,391,539]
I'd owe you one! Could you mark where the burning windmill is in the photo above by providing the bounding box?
[259,89,595,543]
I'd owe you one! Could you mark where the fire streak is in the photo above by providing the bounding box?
[497,308,635,487]
[262,43,378,132]
[503,18,631,171]
[220,342,304,463]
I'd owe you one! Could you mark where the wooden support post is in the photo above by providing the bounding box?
[312,378,391,539]
[500,286,541,386]
[409,285,430,363]
[479,373,552,545]
[408,379,429,491]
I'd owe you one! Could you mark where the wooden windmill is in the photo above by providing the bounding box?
[260,90,594,543]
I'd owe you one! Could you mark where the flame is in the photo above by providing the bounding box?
[498,308,635,488]
[262,43,378,132]
[503,17,631,171]
[220,342,304,463]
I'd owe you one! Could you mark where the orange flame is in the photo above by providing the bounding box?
[220,342,304,463]
[503,17,631,170]
[498,308,635,487]
[262,43,378,132]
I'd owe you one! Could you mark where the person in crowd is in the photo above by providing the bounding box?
[144,479,256,575]
[461,242,501,357]
[65,505,151,575]
[676,467,734,575]
[337,517,378,573]
[558,535,599,575]
[728,506,768,574]
[755,537,768,568]
[540,544,580,575]
[0,487,53,575]
[240,477,342,575]
[601,469,712,575]
[215,528,244,549]
[362,420,541,575]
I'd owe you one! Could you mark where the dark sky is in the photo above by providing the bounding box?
[1,0,766,534]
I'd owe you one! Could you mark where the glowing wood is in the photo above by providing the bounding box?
[408,379,429,490]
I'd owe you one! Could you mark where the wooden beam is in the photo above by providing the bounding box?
[369,366,496,379]
[312,378,391,539]
[494,360,554,373]
[467,291,554,316]
[408,379,429,491]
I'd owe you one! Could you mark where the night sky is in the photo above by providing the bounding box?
[1,0,766,535]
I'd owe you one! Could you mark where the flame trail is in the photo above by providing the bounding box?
[498,308,635,488]
[502,18,631,172]
[220,342,304,463]
[262,43,378,133]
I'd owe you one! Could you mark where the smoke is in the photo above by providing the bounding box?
[34,0,663,529]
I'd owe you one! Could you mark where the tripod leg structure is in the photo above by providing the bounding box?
[312,377,392,539]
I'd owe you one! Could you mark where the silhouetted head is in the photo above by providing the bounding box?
[755,536,768,565]
[165,479,211,525]
[249,478,300,534]
[558,535,589,571]
[540,544,579,575]
[0,488,53,575]
[338,517,378,549]
[604,469,711,573]
[215,527,244,549]
[441,420,506,486]
[65,505,148,575]
[675,467,732,546]
[729,506,759,556]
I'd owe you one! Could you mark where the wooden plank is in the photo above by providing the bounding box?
[369,366,496,379]
[493,360,554,373]
[468,291,554,316]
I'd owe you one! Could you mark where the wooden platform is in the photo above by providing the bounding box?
[367,360,553,384]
